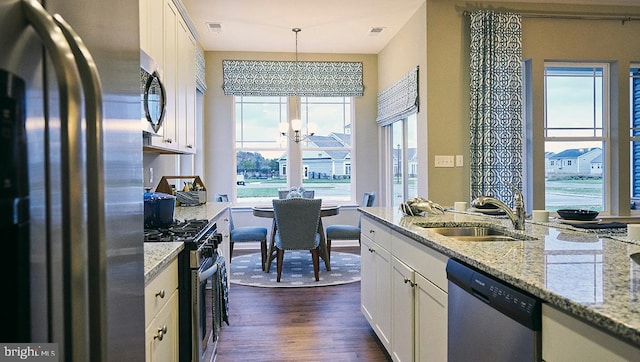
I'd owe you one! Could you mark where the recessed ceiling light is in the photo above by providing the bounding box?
[206,22,222,32]
[369,27,386,36]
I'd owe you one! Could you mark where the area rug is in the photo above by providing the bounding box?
[229,251,360,288]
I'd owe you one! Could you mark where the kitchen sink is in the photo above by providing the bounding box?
[419,225,532,242]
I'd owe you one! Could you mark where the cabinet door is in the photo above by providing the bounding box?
[139,0,164,65]
[373,240,392,351]
[360,236,376,323]
[177,18,196,153]
[146,290,178,362]
[415,273,447,362]
[391,257,414,362]
[360,235,392,350]
[542,304,640,362]
[139,0,149,53]
[149,0,178,150]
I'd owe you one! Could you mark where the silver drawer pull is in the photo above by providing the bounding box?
[155,289,165,298]
[404,278,416,287]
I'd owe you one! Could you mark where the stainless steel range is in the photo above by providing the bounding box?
[145,219,226,362]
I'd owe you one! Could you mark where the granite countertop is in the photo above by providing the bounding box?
[144,242,184,285]
[359,206,640,347]
[144,202,230,284]
[173,201,229,222]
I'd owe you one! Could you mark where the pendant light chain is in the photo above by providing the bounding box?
[293,27,301,121]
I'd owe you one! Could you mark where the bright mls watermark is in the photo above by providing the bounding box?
[0,344,57,361]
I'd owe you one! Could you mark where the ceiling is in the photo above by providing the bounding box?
[180,0,640,54]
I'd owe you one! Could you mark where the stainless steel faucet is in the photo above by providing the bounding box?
[471,187,526,230]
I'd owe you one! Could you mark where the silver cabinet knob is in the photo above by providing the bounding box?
[153,325,167,341]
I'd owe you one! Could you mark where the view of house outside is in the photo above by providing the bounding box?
[235,96,353,203]
[544,145,603,211]
[543,65,606,211]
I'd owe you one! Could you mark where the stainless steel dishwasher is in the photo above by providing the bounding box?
[446,259,542,362]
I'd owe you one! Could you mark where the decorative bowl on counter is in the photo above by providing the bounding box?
[556,209,599,221]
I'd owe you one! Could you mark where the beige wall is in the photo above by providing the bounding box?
[423,0,640,212]
[202,51,378,202]
[520,3,640,214]
[378,2,427,206]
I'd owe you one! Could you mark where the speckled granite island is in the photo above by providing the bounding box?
[359,206,640,361]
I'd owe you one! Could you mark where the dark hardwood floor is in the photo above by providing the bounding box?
[215,246,391,361]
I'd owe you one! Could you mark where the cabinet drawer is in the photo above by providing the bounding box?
[392,231,448,292]
[361,217,391,250]
[145,290,179,362]
[145,258,178,324]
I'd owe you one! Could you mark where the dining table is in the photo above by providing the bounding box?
[252,204,340,273]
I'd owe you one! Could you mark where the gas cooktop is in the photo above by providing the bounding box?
[144,219,212,243]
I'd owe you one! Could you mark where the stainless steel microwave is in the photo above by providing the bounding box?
[140,49,166,135]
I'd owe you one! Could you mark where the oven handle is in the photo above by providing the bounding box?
[199,260,218,282]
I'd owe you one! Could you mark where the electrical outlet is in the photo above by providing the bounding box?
[456,155,463,167]
[434,155,455,168]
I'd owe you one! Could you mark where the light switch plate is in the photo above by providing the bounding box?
[435,155,455,168]
[456,155,463,167]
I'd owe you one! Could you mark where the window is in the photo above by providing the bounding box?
[630,65,640,208]
[543,64,608,211]
[300,97,353,202]
[235,96,288,202]
[389,113,418,207]
[235,96,354,203]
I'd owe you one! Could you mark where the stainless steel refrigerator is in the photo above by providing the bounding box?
[1,0,145,360]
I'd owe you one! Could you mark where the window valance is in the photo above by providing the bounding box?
[222,60,364,97]
[376,66,419,126]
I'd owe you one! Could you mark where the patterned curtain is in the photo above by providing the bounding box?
[196,47,207,92]
[469,11,523,207]
[376,66,419,126]
[222,60,363,97]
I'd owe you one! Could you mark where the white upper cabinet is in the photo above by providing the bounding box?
[140,0,197,154]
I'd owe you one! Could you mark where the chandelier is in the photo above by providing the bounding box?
[279,27,317,143]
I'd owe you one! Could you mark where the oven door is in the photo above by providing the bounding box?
[192,256,217,361]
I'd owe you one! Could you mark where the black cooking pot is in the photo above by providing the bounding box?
[144,190,176,228]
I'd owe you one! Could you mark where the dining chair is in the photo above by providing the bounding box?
[271,198,322,282]
[278,189,315,199]
[214,194,269,270]
[325,192,375,264]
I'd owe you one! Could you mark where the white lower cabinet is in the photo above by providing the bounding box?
[361,233,392,350]
[145,291,178,362]
[391,257,414,362]
[542,304,640,362]
[361,216,448,361]
[145,258,179,362]
[414,272,447,362]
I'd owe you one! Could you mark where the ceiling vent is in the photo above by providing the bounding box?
[369,27,386,36]
[206,22,222,33]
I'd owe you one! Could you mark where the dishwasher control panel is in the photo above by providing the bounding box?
[446,259,541,330]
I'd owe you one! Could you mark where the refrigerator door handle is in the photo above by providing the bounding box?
[21,0,88,359]
[53,14,108,362]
